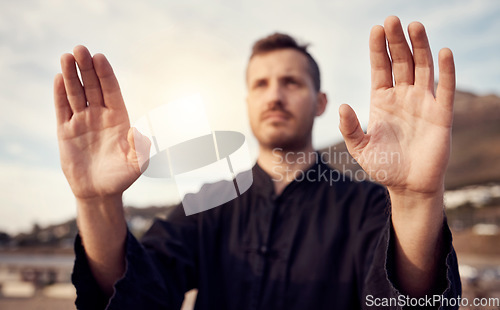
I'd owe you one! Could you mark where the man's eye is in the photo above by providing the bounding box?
[254,81,266,88]
[285,79,298,85]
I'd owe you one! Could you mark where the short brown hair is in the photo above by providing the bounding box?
[249,33,321,92]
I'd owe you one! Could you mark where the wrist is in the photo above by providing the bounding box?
[388,186,445,224]
[387,185,444,202]
[76,194,125,228]
[76,193,123,208]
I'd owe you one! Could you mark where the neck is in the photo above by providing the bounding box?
[257,141,317,195]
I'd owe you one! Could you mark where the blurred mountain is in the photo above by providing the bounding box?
[447,90,500,188]
[321,89,500,190]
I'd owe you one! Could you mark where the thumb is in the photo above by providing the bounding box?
[127,127,151,174]
[339,104,366,159]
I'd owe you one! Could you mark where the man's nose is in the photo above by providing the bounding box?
[264,82,285,108]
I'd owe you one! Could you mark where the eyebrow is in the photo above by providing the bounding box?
[250,74,302,85]
[250,78,267,87]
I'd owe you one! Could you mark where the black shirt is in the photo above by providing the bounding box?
[72,160,461,309]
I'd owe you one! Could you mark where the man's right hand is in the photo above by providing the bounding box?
[54,45,150,202]
[54,46,151,296]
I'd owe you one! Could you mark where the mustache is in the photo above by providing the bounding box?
[260,103,293,121]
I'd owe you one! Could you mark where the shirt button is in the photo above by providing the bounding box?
[260,245,268,255]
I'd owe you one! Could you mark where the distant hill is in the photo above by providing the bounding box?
[321,89,500,190]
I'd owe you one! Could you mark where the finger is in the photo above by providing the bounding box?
[370,25,393,90]
[384,16,414,85]
[93,53,125,110]
[60,53,87,112]
[339,104,366,158]
[408,22,434,92]
[53,73,72,124]
[436,48,455,110]
[73,45,104,107]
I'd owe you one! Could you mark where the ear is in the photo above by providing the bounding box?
[315,92,328,116]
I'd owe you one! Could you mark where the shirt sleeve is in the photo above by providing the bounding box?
[71,204,199,310]
[359,186,462,310]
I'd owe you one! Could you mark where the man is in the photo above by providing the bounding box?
[54,16,460,309]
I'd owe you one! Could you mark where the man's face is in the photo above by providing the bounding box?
[246,49,326,151]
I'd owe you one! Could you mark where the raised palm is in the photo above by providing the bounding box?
[339,16,455,195]
[54,46,150,200]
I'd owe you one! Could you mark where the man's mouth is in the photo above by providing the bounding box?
[261,111,291,123]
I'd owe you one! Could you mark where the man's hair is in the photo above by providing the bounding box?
[249,33,321,92]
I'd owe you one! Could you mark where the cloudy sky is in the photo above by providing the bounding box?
[0,0,499,233]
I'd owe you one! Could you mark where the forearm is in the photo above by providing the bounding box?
[76,194,127,297]
[389,187,445,297]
